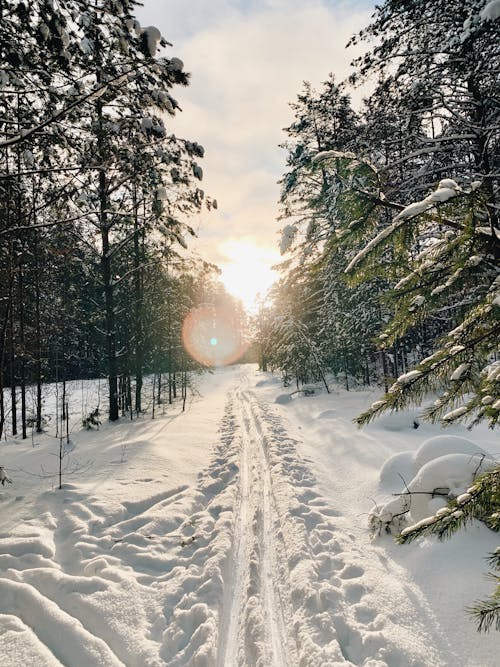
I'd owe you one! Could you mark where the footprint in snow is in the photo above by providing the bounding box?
[344,583,367,604]
[340,564,364,580]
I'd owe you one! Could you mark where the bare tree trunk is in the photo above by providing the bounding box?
[380,349,389,393]
[151,374,156,420]
[34,232,43,432]
[9,256,17,436]
[18,263,26,439]
[182,368,187,412]
[393,340,399,379]
[95,29,118,422]
[0,281,12,441]
[133,183,143,414]
[101,218,118,421]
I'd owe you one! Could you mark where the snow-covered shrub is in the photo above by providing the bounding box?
[407,453,495,522]
[414,435,493,470]
[378,451,416,492]
[369,495,410,537]
[370,436,497,536]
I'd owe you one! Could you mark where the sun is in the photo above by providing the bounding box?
[218,238,280,311]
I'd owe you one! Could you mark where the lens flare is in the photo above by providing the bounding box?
[182,306,248,367]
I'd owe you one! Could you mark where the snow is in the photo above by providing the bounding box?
[450,362,470,381]
[394,179,460,224]
[480,0,500,21]
[457,492,472,505]
[258,375,500,664]
[427,187,458,203]
[466,255,482,267]
[437,179,459,191]
[394,199,432,221]
[345,218,406,272]
[141,26,162,57]
[1,366,499,666]
[280,224,296,255]
[396,369,422,384]
[405,453,495,521]
[409,294,425,309]
[140,116,153,132]
[414,435,492,470]
[312,149,357,162]
[379,451,417,492]
[443,406,469,421]
[169,57,184,72]
[369,432,496,534]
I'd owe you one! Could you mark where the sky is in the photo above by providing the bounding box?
[135,0,376,307]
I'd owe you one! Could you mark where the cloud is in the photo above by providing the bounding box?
[137,1,373,266]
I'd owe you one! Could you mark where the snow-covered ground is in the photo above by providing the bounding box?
[0,365,499,666]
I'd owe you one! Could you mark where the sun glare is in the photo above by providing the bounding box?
[218,239,280,311]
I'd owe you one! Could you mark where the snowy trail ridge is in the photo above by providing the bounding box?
[217,387,297,667]
[163,375,451,667]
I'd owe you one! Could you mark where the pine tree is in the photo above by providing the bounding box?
[399,465,500,631]
[1,1,213,428]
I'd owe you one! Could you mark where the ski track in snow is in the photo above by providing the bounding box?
[217,387,296,667]
[0,368,460,666]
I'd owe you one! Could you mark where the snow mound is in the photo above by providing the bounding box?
[370,409,421,432]
[408,453,496,521]
[255,377,280,387]
[371,434,497,533]
[275,393,293,405]
[414,435,493,470]
[379,451,416,492]
[316,409,337,420]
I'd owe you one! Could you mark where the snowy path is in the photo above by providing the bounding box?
[1,366,498,666]
[217,386,297,667]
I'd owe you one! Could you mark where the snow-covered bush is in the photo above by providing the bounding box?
[370,435,497,536]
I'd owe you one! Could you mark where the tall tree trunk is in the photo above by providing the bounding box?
[157,372,162,405]
[133,184,143,414]
[101,218,118,421]
[393,340,399,379]
[35,235,43,433]
[9,251,17,436]
[96,28,118,422]
[18,263,26,439]
[380,349,389,393]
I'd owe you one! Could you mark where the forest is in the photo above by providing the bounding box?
[0,0,247,441]
[255,0,499,631]
[258,0,499,432]
[0,0,499,643]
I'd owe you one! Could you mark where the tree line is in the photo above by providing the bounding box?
[260,0,499,430]
[257,0,499,631]
[0,0,242,439]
